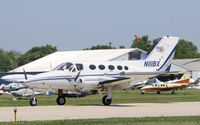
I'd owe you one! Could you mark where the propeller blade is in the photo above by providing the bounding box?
[75,71,81,81]
[23,68,28,80]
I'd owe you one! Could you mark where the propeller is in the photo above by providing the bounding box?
[72,71,82,94]
[65,71,81,83]
[23,68,28,80]
[75,71,81,82]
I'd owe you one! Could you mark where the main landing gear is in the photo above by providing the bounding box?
[102,95,112,106]
[56,96,66,105]
[157,91,160,94]
[171,90,176,94]
[56,89,66,105]
[102,88,112,106]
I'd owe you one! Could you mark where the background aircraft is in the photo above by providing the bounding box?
[130,73,189,89]
[0,83,42,99]
[140,73,191,94]
[189,78,200,89]
[0,84,4,95]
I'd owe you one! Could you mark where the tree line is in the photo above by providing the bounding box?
[85,35,200,59]
[0,35,199,72]
[0,45,57,72]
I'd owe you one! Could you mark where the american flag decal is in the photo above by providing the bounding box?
[156,46,163,52]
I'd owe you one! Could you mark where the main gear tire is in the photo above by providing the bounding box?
[102,95,112,106]
[56,96,66,105]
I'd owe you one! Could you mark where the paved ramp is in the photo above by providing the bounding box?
[0,102,200,121]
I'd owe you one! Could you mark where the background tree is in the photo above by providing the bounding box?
[119,45,125,49]
[131,35,152,52]
[6,50,22,68]
[174,39,200,59]
[131,35,200,59]
[0,49,17,72]
[84,45,116,50]
[17,44,57,67]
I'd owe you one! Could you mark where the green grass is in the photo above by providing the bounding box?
[1,88,200,107]
[1,116,200,125]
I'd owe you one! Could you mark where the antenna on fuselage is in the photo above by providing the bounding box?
[49,62,53,71]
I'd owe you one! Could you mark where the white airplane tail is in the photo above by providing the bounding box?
[142,36,179,72]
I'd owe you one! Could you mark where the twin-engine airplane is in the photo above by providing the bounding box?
[2,36,179,106]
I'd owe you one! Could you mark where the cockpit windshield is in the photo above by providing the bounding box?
[53,62,74,71]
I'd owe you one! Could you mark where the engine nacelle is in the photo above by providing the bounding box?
[75,77,100,90]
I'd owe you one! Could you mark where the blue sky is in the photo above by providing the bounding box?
[0,0,199,53]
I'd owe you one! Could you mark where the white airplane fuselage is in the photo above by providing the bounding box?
[1,36,179,106]
[23,59,169,91]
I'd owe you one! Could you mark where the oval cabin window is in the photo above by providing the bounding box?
[89,64,96,70]
[98,65,105,70]
[108,65,115,70]
[124,66,129,70]
[117,65,123,70]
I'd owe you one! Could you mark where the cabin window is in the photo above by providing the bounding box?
[75,63,84,71]
[98,65,105,70]
[89,64,96,70]
[108,65,115,70]
[117,65,123,70]
[124,66,129,70]
[55,62,73,71]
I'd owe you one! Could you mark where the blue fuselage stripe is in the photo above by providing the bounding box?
[157,45,177,71]
[25,73,121,83]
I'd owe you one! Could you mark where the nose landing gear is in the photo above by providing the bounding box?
[29,89,37,106]
[29,97,37,106]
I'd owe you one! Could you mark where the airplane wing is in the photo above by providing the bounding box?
[99,77,132,90]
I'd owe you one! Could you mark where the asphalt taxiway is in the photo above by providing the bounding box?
[0,102,200,122]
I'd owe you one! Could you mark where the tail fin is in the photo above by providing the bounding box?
[173,73,190,84]
[143,36,179,71]
[180,73,191,81]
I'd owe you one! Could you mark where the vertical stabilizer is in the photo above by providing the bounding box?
[179,73,191,81]
[143,36,179,71]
